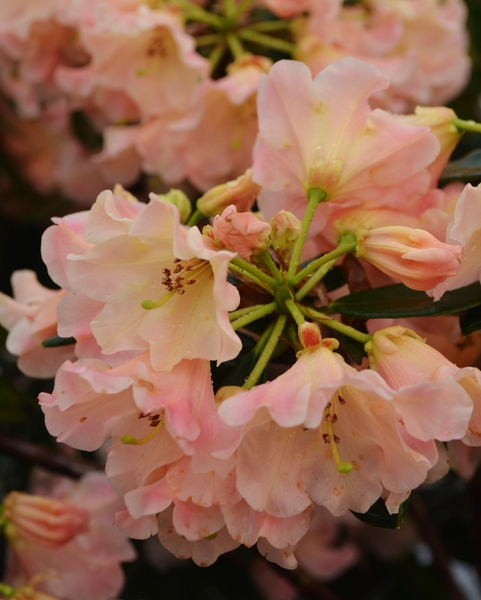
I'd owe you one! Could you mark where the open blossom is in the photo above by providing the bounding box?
[3,473,135,600]
[0,270,73,378]
[212,205,271,259]
[252,58,440,248]
[41,189,242,371]
[428,184,481,300]
[56,3,209,121]
[366,326,481,445]
[355,226,462,291]
[219,324,443,517]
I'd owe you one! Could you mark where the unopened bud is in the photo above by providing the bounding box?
[155,189,192,224]
[3,492,89,549]
[215,385,245,405]
[213,205,271,259]
[270,211,301,261]
[197,169,260,217]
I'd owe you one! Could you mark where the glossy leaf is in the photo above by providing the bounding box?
[327,282,481,319]
[42,335,76,348]
[460,304,481,335]
[440,149,481,185]
[351,496,410,529]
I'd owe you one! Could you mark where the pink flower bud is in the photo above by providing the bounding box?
[3,492,89,549]
[356,226,462,290]
[197,169,260,217]
[213,205,271,259]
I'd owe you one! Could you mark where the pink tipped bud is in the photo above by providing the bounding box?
[213,205,271,259]
[156,189,192,224]
[299,322,323,349]
[356,226,462,290]
[270,210,301,262]
[197,169,260,217]
[3,492,89,549]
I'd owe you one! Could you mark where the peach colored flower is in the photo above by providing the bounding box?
[428,184,481,300]
[252,58,440,246]
[3,473,135,600]
[219,325,442,517]
[0,270,73,378]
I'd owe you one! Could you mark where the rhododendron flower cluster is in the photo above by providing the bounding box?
[2,50,481,582]
[0,0,470,203]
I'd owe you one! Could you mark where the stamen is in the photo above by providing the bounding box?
[121,419,164,445]
[323,402,353,474]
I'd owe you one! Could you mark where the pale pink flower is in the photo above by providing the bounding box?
[0,270,74,378]
[42,191,242,371]
[3,473,135,600]
[262,0,310,17]
[355,226,462,291]
[252,58,440,247]
[219,326,442,517]
[366,326,481,445]
[212,205,271,259]
[428,184,481,300]
[56,3,209,120]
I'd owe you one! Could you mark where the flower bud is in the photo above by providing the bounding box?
[270,211,301,262]
[197,169,260,217]
[356,226,462,290]
[3,492,89,549]
[2,579,61,600]
[156,189,192,223]
[401,106,461,182]
[213,205,271,259]
[215,385,245,405]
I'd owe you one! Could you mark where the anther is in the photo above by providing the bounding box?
[162,268,171,275]
[331,414,338,423]
[148,414,160,421]
[186,280,196,285]
[173,258,182,263]
[325,414,332,422]
[149,420,161,427]
[322,434,331,444]
[334,435,341,444]
[338,395,345,405]
[177,289,185,295]
[326,402,332,409]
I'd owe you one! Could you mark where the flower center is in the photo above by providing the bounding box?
[120,411,165,445]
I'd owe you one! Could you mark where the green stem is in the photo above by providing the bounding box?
[230,302,277,331]
[248,20,293,32]
[223,0,237,19]
[195,33,222,47]
[285,322,302,352]
[295,259,336,302]
[209,43,226,72]
[243,314,287,389]
[226,33,246,59]
[228,263,275,294]
[293,238,357,285]
[287,188,327,280]
[234,0,256,19]
[186,208,203,227]
[261,251,284,286]
[237,28,296,54]
[231,302,277,331]
[284,299,305,327]
[230,257,277,289]
[453,118,481,134]
[229,303,275,321]
[254,320,276,355]
[298,305,372,345]
[175,0,224,28]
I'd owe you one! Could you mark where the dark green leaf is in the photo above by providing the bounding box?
[327,281,481,319]
[351,496,410,529]
[0,380,25,423]
[70,111,103,151]
[460,304,481,335]
[440,149,481,185]
[42,335,76,347]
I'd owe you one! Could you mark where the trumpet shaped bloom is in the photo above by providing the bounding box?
[252,58,440,240]
[42,191,241,371]
[219,326,442,516]
[366,326,481,445]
